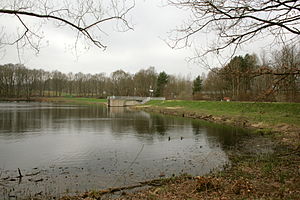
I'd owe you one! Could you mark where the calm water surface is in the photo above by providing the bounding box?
[0,102,249,199]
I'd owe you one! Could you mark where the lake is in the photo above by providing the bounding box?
[0,102,249,199]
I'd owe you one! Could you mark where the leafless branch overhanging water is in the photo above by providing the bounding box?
[0,0,135,52]
[167,0,300,65]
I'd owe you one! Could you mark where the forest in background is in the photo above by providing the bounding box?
[203,45,300,102]
[0,44,299,102]
[0,65,193,100]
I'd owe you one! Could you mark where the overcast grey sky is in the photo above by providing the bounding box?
[0,0,270,77]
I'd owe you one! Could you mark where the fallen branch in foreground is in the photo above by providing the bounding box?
[61,176,192,200]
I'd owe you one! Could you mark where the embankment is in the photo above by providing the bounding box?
[112,100,300,199]
[38,97,107,105]
[10,98,297,199]
[134,100,300,147]
[60,99,300,200]
[0,97,108,105]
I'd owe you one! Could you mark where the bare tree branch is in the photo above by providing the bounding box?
[0,0,134,53]
[168,0,300,61]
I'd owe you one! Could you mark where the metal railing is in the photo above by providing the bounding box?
[107,96,165,102]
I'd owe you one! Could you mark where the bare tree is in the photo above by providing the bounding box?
[0,0,134,53]
[164,74,193,99]
[270,44,300,101]
[133,67,157,96]
[111,69,133,96]
[168,0,300,57]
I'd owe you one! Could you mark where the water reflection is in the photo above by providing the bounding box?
[0,102,249,199]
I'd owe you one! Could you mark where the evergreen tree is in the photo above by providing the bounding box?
[193,75,202,95]
[155,71,169,97]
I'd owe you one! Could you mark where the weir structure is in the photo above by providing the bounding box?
[107,96,165,107]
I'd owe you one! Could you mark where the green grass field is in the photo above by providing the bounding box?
[40,97,107,105]
[144,100,300,126]
[40,97,299,126]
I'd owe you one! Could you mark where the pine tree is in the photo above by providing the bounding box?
[155,71,169,97]
[193,75,202,95]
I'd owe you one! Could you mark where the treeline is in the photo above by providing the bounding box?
[201,45,300,102]
[1,45,299,102]
[0,65,193,99]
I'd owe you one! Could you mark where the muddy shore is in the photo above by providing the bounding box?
[113,105,300,200]
[2,99,299,199]
[59,104,300,200]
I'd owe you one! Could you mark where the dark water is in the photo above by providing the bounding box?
[0,102,249,199]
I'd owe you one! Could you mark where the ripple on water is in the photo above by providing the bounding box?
[0,102,250,199]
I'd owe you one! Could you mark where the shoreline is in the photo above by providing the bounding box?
[36,97,108,106]
[60,99,299,200]
[0,97,108,106]
[114,102,299,200]
[132,100,300,147]
[1,98,299,199]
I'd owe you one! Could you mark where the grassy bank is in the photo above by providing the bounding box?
[143,100,300,126]
[135,100,300,147]
[112,100,300,200]
[36,97,107,105]
[57,99,300,200]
